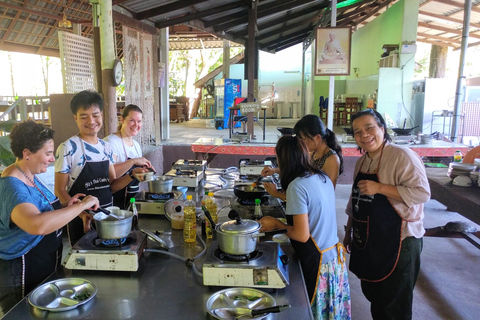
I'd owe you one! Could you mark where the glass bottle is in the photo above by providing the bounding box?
[183,195,197,243]
[205,192,218,239]
[454,150,462,162]
[130,197,138,230]
[253,198,263,219]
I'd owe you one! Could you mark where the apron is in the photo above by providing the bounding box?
[24,197,63,295]
[349,145,403,282]
[67,138,112,246]
[287,216,346,305]
[112,135,141,209]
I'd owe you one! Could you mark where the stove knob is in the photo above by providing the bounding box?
[280,254,289,265]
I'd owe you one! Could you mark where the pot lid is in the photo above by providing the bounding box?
[164,199,185,220]
[217,218,261,234]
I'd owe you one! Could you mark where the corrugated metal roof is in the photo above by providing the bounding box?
[0,0,480,58]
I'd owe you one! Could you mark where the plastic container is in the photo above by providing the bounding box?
[183,195,197,243]
[253,198,263,219]
[454,150,463,162]
[205,192,218,239]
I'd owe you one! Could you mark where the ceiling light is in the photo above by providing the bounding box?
[59,14,72,28]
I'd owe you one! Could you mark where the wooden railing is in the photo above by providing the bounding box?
[0,96,50,135]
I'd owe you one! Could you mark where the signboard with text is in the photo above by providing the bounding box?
[239,102,261,113]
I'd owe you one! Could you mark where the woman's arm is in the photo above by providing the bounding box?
[11,195,99,235]
[55,172,71,204]
[259,214,310,243]
[322,155,340,188]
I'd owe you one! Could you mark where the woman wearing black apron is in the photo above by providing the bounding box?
[0,120,99,316]
[343,109,430,320]
[104,104,154,209]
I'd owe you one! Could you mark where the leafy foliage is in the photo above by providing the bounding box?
[0,119,18,166]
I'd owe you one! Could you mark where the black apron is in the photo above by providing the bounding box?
[349,146,403,282]
[67,139,112,246]
[286,215,345,305]
[24,197,63,294]
[112,136,141,209]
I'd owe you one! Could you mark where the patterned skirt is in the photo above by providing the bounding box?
[311,253,351,320]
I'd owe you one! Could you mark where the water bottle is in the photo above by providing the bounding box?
[253,198,263,219]
[205,192,218,239]
[454,150,462,162]
[183,195,197,243]
[130,198,138,230]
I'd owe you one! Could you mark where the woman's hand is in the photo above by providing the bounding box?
[132,157,152,169]
[261,166,278,177]
[79,196,100,233]
[343,232,352,254]
[263,182,285,200]
[67,193,86,207]
[357,179,381,195]
[258,216,283,232]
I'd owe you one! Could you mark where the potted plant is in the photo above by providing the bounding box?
[0,119,17,167]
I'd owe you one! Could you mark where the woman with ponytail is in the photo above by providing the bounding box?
[262,115,343,200]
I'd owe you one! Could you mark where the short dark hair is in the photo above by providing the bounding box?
[276,135,326,190]
[10,120,55,158]
[70,90,103,115]
[350,109,392,153]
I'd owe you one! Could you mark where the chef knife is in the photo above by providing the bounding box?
[213,304,290,319]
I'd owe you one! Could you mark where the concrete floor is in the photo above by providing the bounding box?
[167,118,480,320]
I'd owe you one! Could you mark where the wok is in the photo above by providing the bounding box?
[233,185,267,200]
[391,125,419,135]
[276,127,294,136]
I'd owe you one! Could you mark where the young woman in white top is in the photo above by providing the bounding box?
[104,104,154,208]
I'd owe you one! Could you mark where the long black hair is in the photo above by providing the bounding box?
[276,135,326,191]
[350,109,392,153]
[293,114,344,174]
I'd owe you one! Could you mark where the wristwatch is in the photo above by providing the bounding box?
[344,225,352,233]
[128,171,135,180]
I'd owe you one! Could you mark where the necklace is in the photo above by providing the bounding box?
[14,163,54,210]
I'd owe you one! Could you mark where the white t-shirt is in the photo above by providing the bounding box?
[104,134,142,163]
[55,136,114,191]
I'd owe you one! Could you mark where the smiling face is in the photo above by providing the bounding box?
[28,139,55,174]
[121,110,143,138]
[74,105,103,138]
[352,114,385,157]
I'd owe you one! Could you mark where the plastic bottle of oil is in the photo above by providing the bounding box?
[183,195,197,243]
[253,198,263,219]
[205,192,218,239]
[130,197,138,230]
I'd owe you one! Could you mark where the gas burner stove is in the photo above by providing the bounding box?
[63,230,147,271]
[173,159,207,172]
[239,159,274,175]
[213,247,263,262]
[203,241,289,288]
[342,134,356,143]
[165,168,204,188]
[236,197,269,206]
[144,192,176,201]
[393,134,416,145]
[135,191,182,215]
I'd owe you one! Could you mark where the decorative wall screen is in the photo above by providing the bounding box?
[459,102,480,142]
[123,26,155,146]
[58,31,96,93]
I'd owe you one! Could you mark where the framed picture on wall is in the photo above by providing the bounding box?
[314,27,352,76]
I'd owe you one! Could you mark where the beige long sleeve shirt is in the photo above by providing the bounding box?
[345,143,431,239]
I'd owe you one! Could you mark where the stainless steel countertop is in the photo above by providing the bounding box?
[4,215,313,319]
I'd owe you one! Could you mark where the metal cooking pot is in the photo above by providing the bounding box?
[148,176,173,194]
[93,210,133,239]
[215,216,287,255]
[233,185,266,200]
[277,127,294,136]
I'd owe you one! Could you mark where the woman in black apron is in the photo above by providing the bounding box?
[0,120,99,316]
[105,105,153,209]
[344,109,428,320]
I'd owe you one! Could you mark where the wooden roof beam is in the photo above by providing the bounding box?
[434,0,480,14]
[419,10,480,29]
[135,0,208,21]
[419,22,480,40]
[0,2,83,24]
[418,31,461,45]
[354,0,396,26]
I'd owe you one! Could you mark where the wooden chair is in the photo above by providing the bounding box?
[344,98,359,125]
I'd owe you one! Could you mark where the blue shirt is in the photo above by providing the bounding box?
[0,177,57,260]
[286,174,339,263]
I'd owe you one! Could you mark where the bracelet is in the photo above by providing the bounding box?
[128,171,135,179]
[344,225,352,233]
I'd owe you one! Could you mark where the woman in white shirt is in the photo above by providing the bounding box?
[104,104,154,208]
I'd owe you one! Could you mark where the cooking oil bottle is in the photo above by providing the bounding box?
[130,198,138,230]
[205,192,218,239]
[183,195,197,243]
